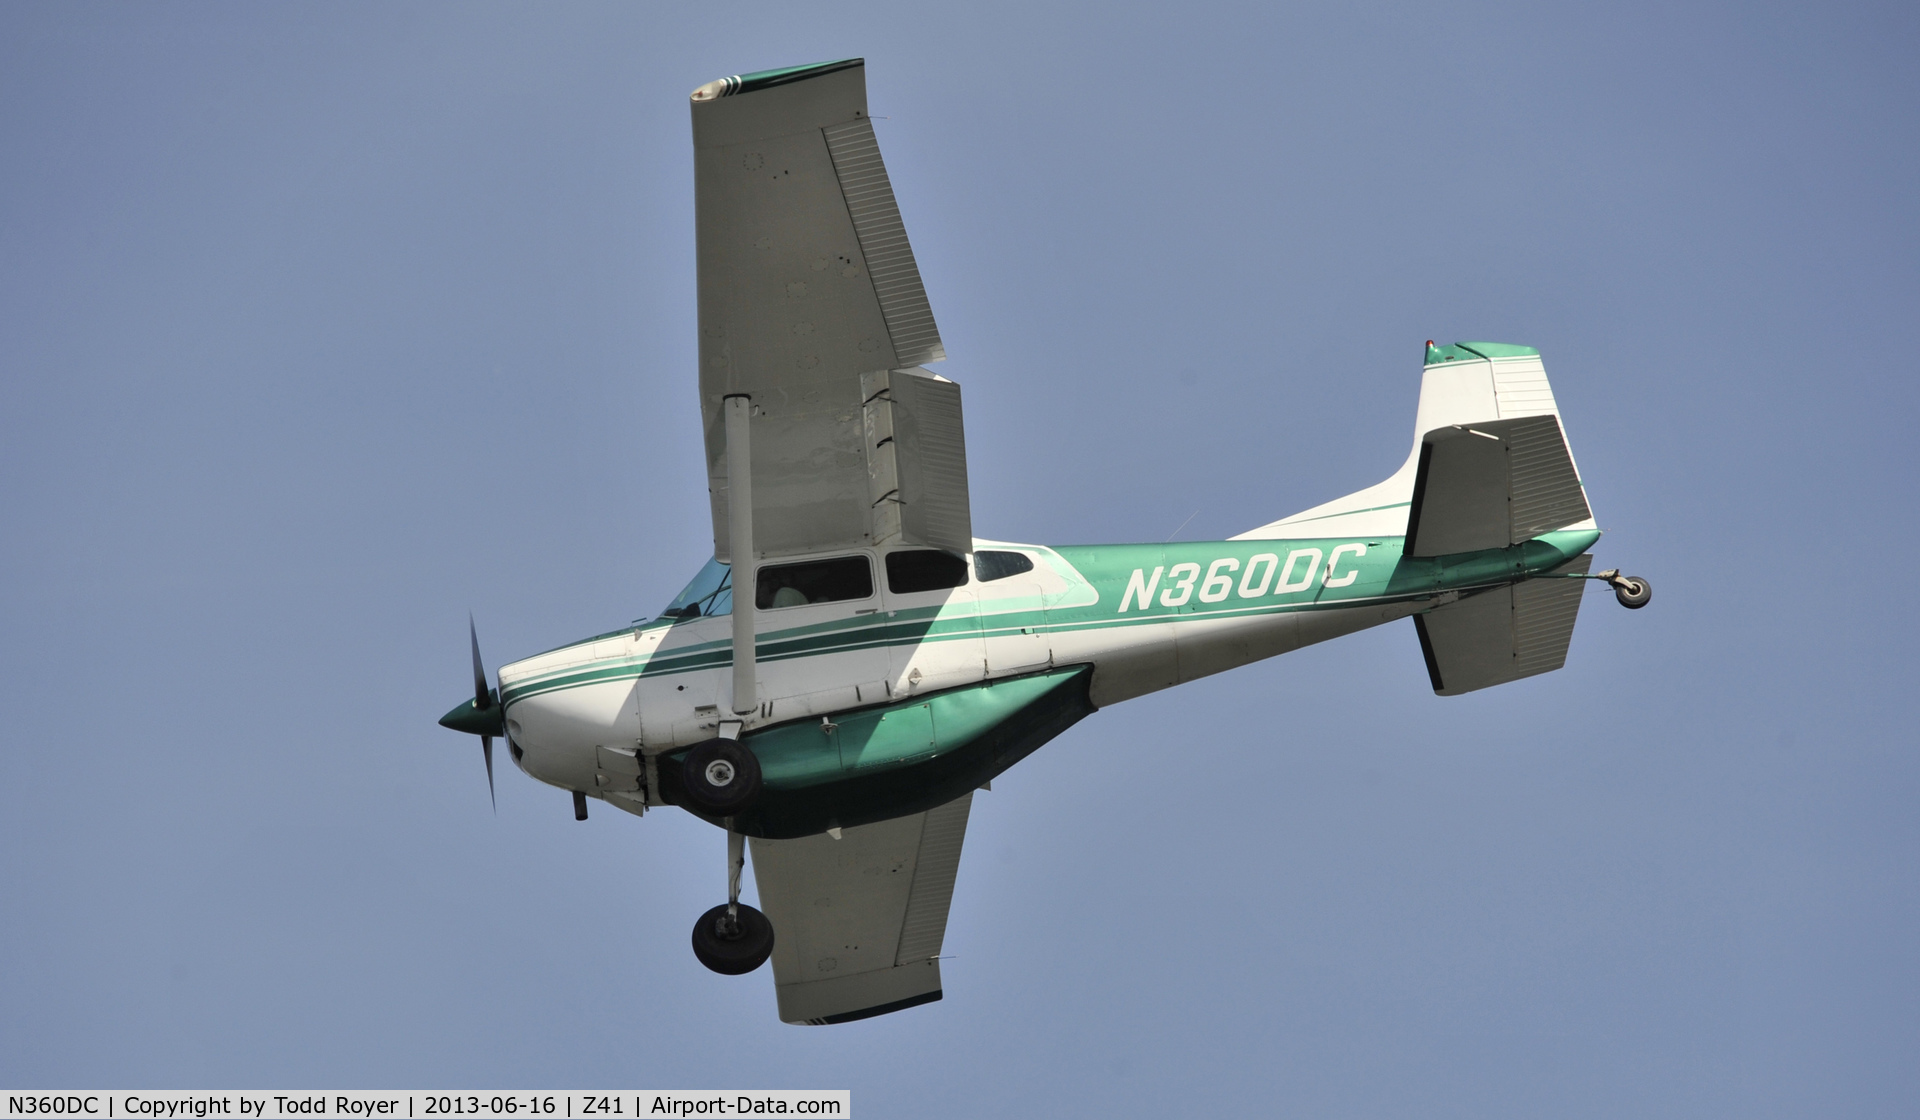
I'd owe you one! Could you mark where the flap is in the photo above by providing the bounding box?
[749,792,972,1024]
[862,367,973,554]
[692,59,965,563]
[1405,414,1591,557]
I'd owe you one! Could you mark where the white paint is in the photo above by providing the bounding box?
[1324,543,1368,588]
[1276,549,1323,593]
[1198,558,1240,603]
[1159,562,1201,607]
[1118,566,1163,613]
[1238,553,1278,598]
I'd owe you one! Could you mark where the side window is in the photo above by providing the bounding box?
[755,555,874,610]
[886,550,969,594]
[974,550,1035,583]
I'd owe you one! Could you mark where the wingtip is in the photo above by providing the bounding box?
[690,58,864,103]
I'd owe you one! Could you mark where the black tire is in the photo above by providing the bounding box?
[680,737,763,816]
[691,902,775,975]
[1614,576,1652,609]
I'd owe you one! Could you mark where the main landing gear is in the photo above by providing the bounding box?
[680,737,763,816]
[687,729,772,975]
[692,827,775,975]
[1595,569,1653,609]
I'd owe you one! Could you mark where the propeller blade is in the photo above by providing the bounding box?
[482,734,496,812]
[469,614,491,710]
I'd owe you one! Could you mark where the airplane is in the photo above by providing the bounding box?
[438,57,1651,1026]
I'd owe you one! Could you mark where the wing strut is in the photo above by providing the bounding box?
[725,393,757,714]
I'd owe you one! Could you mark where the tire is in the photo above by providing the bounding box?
[1614,576,1652,609]
[680,738,763,816]
[691,902,775,975]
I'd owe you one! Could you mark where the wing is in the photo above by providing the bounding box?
[691,59,970,562]
[748,792,972,1024]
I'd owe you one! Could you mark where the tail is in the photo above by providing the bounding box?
[1235,341,1600,694]
[1235,341,1594,544]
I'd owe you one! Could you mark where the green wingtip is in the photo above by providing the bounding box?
[1424,340,1541,365]
[692,58,864,102]
[735,58,862,90]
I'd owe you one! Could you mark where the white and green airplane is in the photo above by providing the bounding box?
[440,58,1650,1026]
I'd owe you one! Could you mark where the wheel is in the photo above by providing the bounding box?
[1614,575,1652,609]
[680,737,763,816]
[691,902,775,975]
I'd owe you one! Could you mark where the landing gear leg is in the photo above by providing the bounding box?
[726,826,745,920]
[690,826,774,975]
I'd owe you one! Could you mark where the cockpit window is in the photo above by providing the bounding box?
[661,558,732,618]
[975,550,1036,582]
[756,555,874,610]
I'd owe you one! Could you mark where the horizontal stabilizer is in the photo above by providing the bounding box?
[1405,415,1590,557]
[1414,556,1591,695]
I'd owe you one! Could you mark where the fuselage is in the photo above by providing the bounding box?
[490,528,1600,824]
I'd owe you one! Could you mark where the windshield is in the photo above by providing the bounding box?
[660,558,733,619]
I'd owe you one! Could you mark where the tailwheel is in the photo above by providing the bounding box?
[1595,569,1653,610]
[691,902,775,975]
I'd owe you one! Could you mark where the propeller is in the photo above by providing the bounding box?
[470,615,496,811]
[439,616,508,807]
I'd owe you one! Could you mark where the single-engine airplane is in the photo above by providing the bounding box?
[440,58,1650,1025]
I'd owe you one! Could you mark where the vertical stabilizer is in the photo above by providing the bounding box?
[1234,342,1586,542]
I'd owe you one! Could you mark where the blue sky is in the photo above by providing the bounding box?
[2,3,1916,1116]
